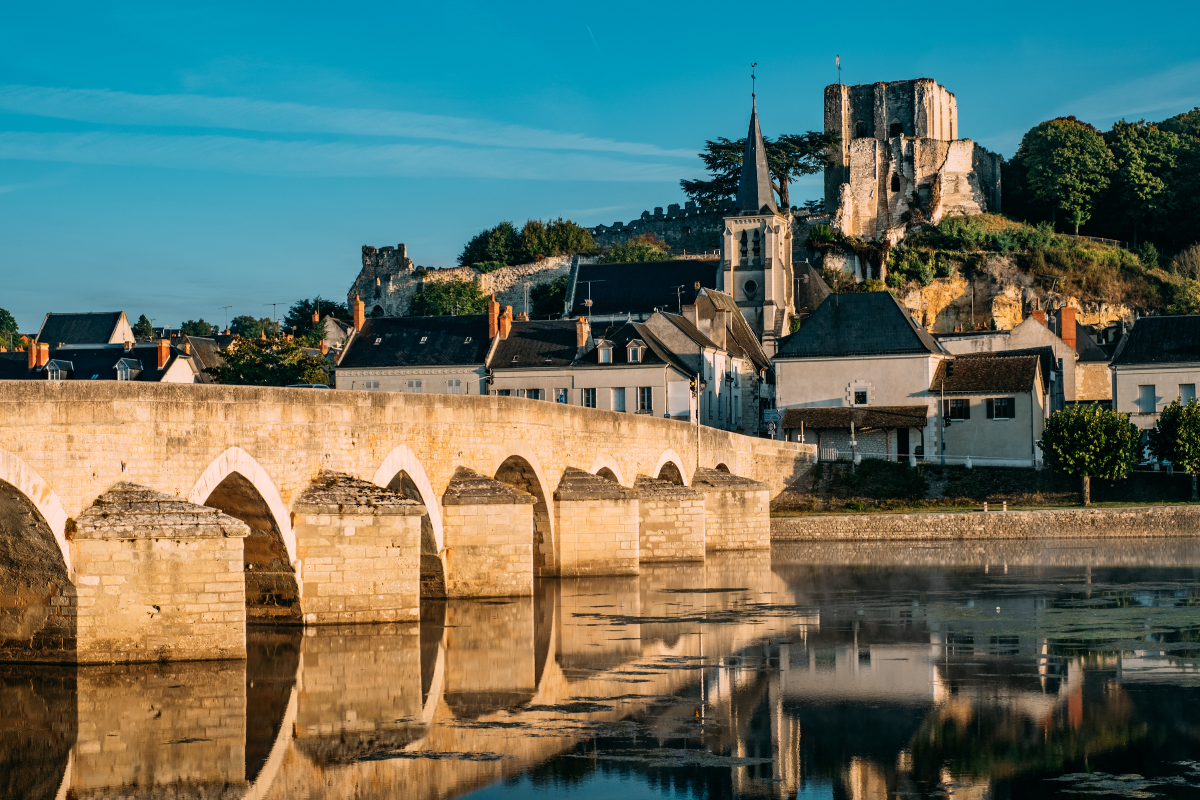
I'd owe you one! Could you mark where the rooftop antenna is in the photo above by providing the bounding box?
[522,280,531,318]
[671,285,685,314]
[220,305,232,332]
[579,280,605,321]
[263,302,285,325]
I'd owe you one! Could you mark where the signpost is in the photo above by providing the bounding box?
[763,409,781,423]
[767,422,776,437]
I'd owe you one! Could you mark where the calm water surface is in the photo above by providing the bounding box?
[4,540,1200,799]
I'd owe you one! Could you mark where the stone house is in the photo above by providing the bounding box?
[334,313,493,393]
[773,292,949,459]
[936,306,1111,407]
[1109,315,1200,430]
[929,353,1048,467]
[0,339,198,383]
[35,311,135,345]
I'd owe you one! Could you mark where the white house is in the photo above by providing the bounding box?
[1109,315,1200,430]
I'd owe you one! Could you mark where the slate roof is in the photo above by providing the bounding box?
[1111,315,1200,366]
[699,288,772,372]
[578,320,691,375]
[37,312,124,345]
[794,261,832,315]
[1074,322,1112,362]
[781,406,929,430]
[491,320,581,369]
[930,354,1040,393]
[0,343,191,381]
[659,312,720,350]
[181,335,225,383]
[570,260,720,317]
[736,102,778,215]
[337,316,492,369]
[775,292,944,358]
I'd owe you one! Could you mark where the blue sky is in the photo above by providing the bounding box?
[3,1,1199,331]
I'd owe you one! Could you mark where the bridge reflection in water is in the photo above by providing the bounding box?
[4,542,1200,800]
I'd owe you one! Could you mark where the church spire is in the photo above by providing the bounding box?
[736,68,777,215]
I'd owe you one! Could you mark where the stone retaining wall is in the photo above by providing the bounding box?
[771,505,1200,541]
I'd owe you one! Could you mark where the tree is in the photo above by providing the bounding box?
[1148,398,1200,500]
[284,296,351,335]
[458,222,520,267]
[1171,244,1200,280]
[132,314,155,339]
[680,130,837,210]
[181,319,217,337]
[1038,403,1140,505]
[460,219,596,267]
[530,276,569,319]
[206,336,328,386]
[1104,120,1177,246]
[1011,117,1115,234]
[0,307,17,349]
[600,233,671,263]
[408,280,488,317]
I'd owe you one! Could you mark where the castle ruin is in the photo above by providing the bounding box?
[824,78,1002,240]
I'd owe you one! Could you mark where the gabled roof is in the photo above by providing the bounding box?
[794,261,832,314]
[37,312,126,345]
[781,406,929,430]
[1073,322,1111,362]
[659,312,720,350]
[775,292,944,359]
[337,315,492,369]
[735,101,778,215]
[578,320,691,375]
[930,353,1040,393]
[571,260,719,318]
[0,343,190,382]
[491,320,581,369]
[1111,315,1200,366]
[700,288,771,371]
[181,335,225,383]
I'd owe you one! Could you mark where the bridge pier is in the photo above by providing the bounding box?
[72,483,249,663]
[441,467,536,597]
[292,472,426,624]
[633,475,706,562]
[692,468,771,551]
[553,467,641,577]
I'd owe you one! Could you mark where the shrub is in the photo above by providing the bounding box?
[1171,243,1200,280]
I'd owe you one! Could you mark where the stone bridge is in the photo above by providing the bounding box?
[0,382,813,662]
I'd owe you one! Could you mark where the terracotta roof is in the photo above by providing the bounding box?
[775,292,943,358]
[781,406,929,430]
[930,353,1040,393]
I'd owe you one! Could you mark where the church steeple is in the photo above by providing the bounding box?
[736,96,777,215]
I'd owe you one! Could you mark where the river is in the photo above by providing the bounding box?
[4,539,1200,799]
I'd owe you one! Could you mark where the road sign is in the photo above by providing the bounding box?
[763,409,781,423]
[767,422,776,435]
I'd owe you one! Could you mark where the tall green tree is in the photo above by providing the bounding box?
[206,336,328,386]
[283,296,351,335]
[1011,117,1115,234]
[408,280,488,316]
[1148,397,1200,501]
[1038,403,1140,505]
[1104,120,1177,246]
[0,307,17,349]
[180,319,217,336]
[680,131,837,210]
[530,276,569,319]
[132,314,155,339]
[229,315,279,338]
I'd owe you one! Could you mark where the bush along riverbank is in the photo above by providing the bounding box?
[771,459,1200,515]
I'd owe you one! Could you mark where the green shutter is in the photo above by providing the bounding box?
[986,398,994,419]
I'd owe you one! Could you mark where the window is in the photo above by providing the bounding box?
[943,399,970,420]
[117,363,130,381]
[855,121,868,139]
[582,388,596,408]
[555,388,568,404]
[854,390,868,406]
[496,389,511,396]
[628,347,641,363]
[374,338,382,345]
[1138,385,1157,414]
[599,347,612,364]
[47,364,64,381]
[986,397,1015,419]
[362,380,380,390]
[406,379,423,392]
[889,122,903,137]
[717,392,723,419]
[419,336,427,344]
[527,388,543,401]
[890,174,900,192]
[613,387,626,412]
[446,378,462,394]
[1181,384,1196,403]
[638,387,653,413]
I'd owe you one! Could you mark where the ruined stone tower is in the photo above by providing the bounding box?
[716,99,795,356]
[348,244,416,317]
[824,78,1001,241]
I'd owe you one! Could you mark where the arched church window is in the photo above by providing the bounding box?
[891,174,900,192]
[889,122,904,137]
[854,121,868,139]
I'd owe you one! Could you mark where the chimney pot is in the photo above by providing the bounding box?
[320,340,329,355]
[27,343,36,370]
[37,342,50,368]
[157,339,170,369]
[499,306,513,339]
[488,295,500,339]
[312,310,319,324]
[183,342,191,355]
[353,295,365,331]
[575,315,591,348]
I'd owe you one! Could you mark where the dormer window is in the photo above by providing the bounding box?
[116,357,141,382]
[419,337,427,344]
[47,364,64,381]
[117,363,130,381]
[464,337,472,344]
[629,346,641,363]
[599,348,611,364]
[374,338,382,345]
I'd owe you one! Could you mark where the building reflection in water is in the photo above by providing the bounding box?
[2,540,1199,800]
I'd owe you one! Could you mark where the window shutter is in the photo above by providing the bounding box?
[986,399,994,419]
[964,400,970,420]
[943,400,950,418]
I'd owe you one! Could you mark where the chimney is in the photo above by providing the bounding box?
[516,311,528,321]
[183,342,191,355]
[575,315,591,348]
[487,295,500,339]
[320,340,329,355]
[37,342,50,368]
[124,340,133,352]
[27,343,36,370]
[1031,309,1047,326]
[499,306,513,339]
[157,339,170,369]
[1058,306,1077,350]
[312,310,319,325]
[682,304,699,328]
[353,295,365,331]
[711,310,729,350]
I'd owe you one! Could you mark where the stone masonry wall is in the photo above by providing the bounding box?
[554,496,640,576]
[634,476,705,562]
[771,505,1200,542]
[692,469,770,551]
[442,468,537,597]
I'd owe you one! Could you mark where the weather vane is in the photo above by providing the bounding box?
[751,62,757,101]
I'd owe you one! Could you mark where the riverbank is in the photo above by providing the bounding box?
[771,504,1200,541]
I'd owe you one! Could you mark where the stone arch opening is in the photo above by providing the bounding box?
[370,305,384,318]
[656,461,685,485]
[596,467,619,483]
[855,121,868,139]
[891,174,901,192]
[0,479,75,660]
[889,121,904,137]
[202,472,300,623]
[494,456,554,576]
[387,470,445,599]
[714,463,731,473]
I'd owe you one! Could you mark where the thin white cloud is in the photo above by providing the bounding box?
[0,84,696,158]
[1064,61,1200,122]
[0,130,690,182]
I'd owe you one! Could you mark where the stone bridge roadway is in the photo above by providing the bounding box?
[0,382,812,662]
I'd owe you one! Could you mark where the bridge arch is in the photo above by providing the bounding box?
[491,442,556,577]
[189,447,297,565]
[588,454,626,486]
[653,449,688,486]
[0,449,70,573]
[372,445,443,552]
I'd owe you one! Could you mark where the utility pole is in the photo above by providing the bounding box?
[670,285,685,314]
[523,280,531,318]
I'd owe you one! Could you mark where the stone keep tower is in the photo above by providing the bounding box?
[717,100,794,356]
[823,78,1001,241]
[347,244,416,317]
